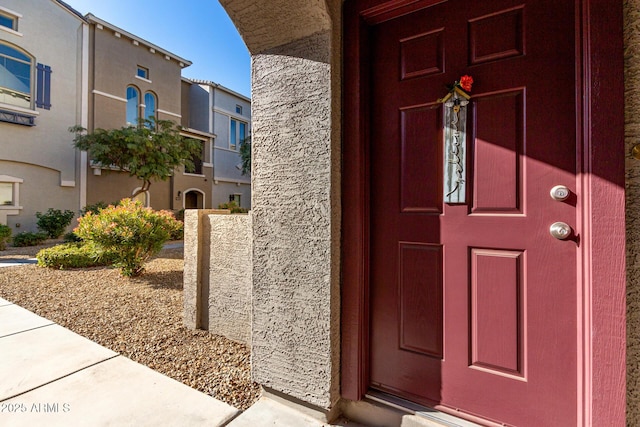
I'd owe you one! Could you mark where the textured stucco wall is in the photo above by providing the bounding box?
[219,0,340,412]
[211,182,251,210]
[183,210,252,345]
[183,209,203,330]
[188,84,210,132]
[250,27,340,409]
[0,161,78,232]
[219,0,330,54]
[625,0,640,424]
[205,213,252,344]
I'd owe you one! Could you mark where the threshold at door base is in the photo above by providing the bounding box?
[341,390,483,427]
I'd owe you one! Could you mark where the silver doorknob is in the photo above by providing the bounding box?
[550,185,570,201]
[550,222,572,240]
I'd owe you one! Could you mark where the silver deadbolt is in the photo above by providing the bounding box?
[550,222,572,240]
[550,185,570,201]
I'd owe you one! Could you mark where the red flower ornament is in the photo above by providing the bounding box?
[459,75,473,92]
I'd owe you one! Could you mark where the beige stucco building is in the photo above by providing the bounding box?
[84,16,251,213]
[0,3,252,229]
[84,14,205,211]
[0,0,87,231]
[183,79,251,210]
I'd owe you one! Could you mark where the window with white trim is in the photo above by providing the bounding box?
[0,42,52,127]
[0,43,30,109]
[127,86,158,127]
[0,182,13,205]
[126,86,139,125]
[0,7,20,33]
[143,91,156,123]
[137,66,149,80]
[0,175,22,208]
[230,118,247,151]
[0,13,16,31]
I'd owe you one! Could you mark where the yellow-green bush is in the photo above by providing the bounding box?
[36,242,118,269]
[74,198,182,276]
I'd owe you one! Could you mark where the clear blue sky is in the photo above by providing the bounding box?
[63,0,251,98]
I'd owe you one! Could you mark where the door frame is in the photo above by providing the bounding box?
[340,0,626,425]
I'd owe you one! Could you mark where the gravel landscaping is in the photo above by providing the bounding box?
[0,241,261,410]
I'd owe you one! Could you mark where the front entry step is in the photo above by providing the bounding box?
[341,392,483,427]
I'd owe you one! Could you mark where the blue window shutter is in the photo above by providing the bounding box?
[36,63,52,110]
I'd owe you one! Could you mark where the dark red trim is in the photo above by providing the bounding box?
[341,0,370,400]
[580,0,626,424]
[360,0,446,24]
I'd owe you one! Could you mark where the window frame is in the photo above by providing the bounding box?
[0,6,21,35]
[230,118,248,151]
[126,85,140,126]
[184,138,206,176]
[143,91,156,125]
[0,13,15,31]
[0,175,23,209]
[0,42,33,110]
[229,194,241,206]
[136,66,149,80]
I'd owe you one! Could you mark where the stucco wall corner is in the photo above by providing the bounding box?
[249,28,339,410]
[183,209,202,329]
[624,0,640,424]
[219,0,331,54]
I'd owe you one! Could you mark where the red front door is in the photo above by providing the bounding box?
[367,0,579,425]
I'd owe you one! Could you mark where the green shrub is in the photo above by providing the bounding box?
[63,231,83,243]
[36,208,75,239]
[74,198,182,277]
[0,224,11,250]
[13,231,48,247]
[170,221,184,240]
[36,242,118,269]
[80,201,110,217]
[217,201,248,214]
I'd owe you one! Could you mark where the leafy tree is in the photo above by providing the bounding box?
[70,117,202,196]
[239,134,251,176]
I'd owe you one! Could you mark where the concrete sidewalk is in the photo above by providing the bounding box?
[0,258,37,267]
[0,297,338,427]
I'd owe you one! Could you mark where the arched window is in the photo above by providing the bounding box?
[126,86,139,126]
[132,188,149,207]
[144,92,156,122]
[143,92,156,129]
[0,43,32,108]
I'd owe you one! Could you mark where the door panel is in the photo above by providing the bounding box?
[471,89,524,214]
[368,0,578,425]
[470,248,524,377]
